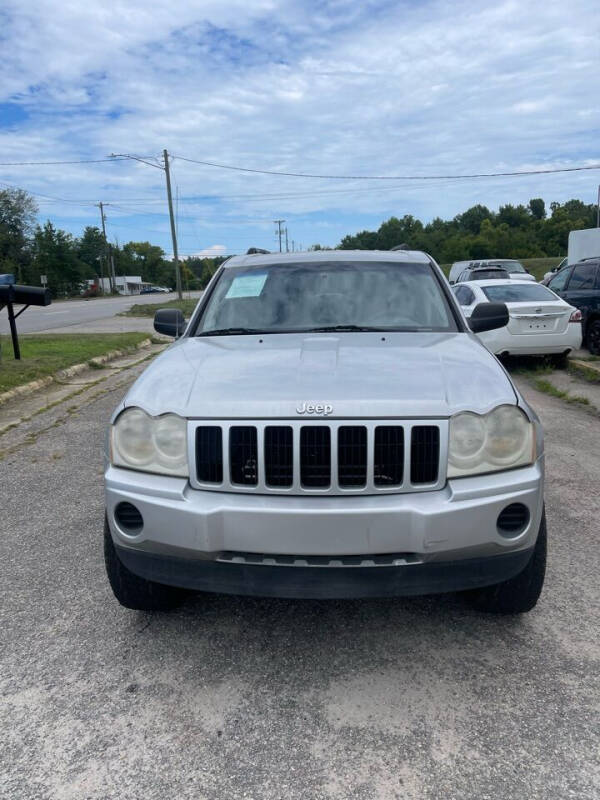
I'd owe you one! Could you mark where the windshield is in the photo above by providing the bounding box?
[468,269,509,281]
[482,284,557,302]
[196,261,458,334]
[496,261,527,273]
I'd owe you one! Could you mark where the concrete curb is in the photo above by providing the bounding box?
[570,359,600,376]
[0,338,152,408]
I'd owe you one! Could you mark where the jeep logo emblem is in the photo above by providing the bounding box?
[296,402,333,416]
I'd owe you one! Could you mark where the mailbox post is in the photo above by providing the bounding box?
[0,284,52,360]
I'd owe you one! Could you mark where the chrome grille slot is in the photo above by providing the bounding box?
[195,426,223,483]
[374,426,404,486]
[410,425,440,484]
[338,426,367,487]
[190,419,447,495]
[264,426,293,487]
[230,426,258,485]
[300,426,331,487]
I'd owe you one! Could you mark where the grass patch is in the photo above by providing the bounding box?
[568,362,600,384]
[119,298,198,318]
[0,332,148,393]
[533,377,590,405]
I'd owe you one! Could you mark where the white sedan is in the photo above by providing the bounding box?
[453,279,582,362]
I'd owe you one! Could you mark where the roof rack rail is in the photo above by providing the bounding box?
[246,247,271,255]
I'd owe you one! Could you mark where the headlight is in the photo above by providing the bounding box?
[112,408,188,477]
[448,405,535,478]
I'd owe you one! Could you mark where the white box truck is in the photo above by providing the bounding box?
[568,228,600,265]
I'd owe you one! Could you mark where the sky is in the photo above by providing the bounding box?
[1,0,599,258]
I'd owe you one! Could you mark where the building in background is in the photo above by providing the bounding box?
[98,276,149,295]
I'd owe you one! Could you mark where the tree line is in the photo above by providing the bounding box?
[0,188,224,295]
[2,187,598,295]
[337,198,597,263]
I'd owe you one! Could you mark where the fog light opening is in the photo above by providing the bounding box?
[497,503,529,537]
[115,502,144,534]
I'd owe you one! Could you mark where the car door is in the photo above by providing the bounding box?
[560,262,600,330]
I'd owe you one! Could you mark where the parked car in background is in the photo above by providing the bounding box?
[452,279,582,365]
[547,258,600,354]
[449,259,535,284]
[455,265,511,283]
[542,257,568,285]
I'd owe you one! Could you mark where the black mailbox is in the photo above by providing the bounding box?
[0,283,53,360]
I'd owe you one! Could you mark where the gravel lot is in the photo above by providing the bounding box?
[1,367,598,799]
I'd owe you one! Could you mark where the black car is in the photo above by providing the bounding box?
[547,258,600,353]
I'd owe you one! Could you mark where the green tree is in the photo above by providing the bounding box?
[339,229,378,249]
[119,241,173,286]
[528,198,546,220]
[77,226,106,274]
[0,187,37,281]
[31,221,91,295]
[455,204,493,235]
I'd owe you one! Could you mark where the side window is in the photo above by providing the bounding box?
[569,263,598,290]
[548,266,573,292]
[463,287,475,305]
[453,286,466,304]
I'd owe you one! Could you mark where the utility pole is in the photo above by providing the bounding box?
[96,202,110,293]
[163,149,183,299]
[274,219,285,253]
[597,184,599,228]
[291,240,295,252]
[285,227,289,253]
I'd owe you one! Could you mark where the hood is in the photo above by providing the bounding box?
[123,332,517,419]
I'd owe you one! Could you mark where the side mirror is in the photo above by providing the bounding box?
[468,302,509,334]
[154,308,186,338]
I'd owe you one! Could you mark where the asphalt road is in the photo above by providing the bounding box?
[0,291,202,335]
[0,369,598,799]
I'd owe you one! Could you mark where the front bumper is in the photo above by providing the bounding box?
[105,459,544,598]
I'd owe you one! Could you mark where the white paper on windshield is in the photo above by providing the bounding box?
[225,273,268,299]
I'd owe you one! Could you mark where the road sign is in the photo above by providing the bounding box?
[40,275,47,286]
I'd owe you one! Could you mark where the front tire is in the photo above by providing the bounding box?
[104,517,187,611]
[465,510,547,614]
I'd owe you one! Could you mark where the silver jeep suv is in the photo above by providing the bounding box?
[104,250,546,614]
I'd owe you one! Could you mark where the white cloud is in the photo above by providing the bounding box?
[0,0,598,251]
[186,245,228,258]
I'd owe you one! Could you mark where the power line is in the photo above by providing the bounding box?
[110,153,164,170]
[0,157,130,166]
[3,151,599,181]
[174,155,600,181]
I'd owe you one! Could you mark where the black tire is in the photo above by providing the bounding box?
[586,319,600,356]
[465,510,547,614]
[104,517,187,611]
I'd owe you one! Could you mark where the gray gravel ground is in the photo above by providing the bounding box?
[0,369,598,799]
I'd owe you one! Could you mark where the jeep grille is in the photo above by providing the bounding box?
[191,420,447,495]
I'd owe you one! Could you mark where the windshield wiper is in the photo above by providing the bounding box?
[196,327,267,337]
[304,325,387,333]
